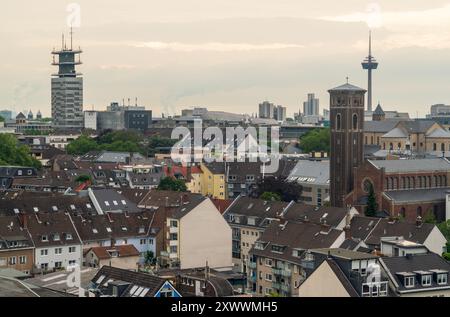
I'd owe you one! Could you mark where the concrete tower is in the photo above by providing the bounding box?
[361,31,378,112]
[51,29,83,129]
[329,81,366,207]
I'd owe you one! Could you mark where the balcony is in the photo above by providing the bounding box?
[281,269,292,277]
[272,268,282,275]
[248,262,257,269]
[281,284,291,293]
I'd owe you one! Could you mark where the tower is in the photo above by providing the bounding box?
[329,81,366,207]
[361,31,378,112]
[51,28,83,129]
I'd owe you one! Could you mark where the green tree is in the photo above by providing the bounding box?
[75,174,92,183]
[66,135,99,155]
[260,192,281,201]
[365,184,377,217]
[299,128,330,154]
[437,220,450,242]
[423,210,437,224]
[0,115,4,122]
[256,177,303,202]
[0,134,41,169]
[144,251,157,266]
[157,177,187,192]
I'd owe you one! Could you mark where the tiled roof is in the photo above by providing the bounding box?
[369,158,450,173]
[88,244,139,260]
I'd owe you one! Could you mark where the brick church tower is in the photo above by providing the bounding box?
[329,82,366,207]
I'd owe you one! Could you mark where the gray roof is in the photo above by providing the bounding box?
[364,120,400,133]
[384,188,449,203]
[328,83,366,92]
[91,189,140,213]
[382,127,408,138]
[380,253,450,293]
[373,104,385,115]
[369,158,450,173]
[311,248,378,260]
[286,160,329,185]
[401,120,436,133]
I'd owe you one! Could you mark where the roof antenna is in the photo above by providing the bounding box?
[346,76,349,84]
[62,33,65,50]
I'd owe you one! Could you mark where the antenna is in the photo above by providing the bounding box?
[62,33,65,50]
[135,97,138,107]
[70,25,73,50]
[346,76,349,84]
[369,30,372,57]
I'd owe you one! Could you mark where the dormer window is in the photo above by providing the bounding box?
[65,233,73,240]
[437,273,448,285]
[404,276,415,288]
[422,274,432,286]
[52,206,58,212]
[41,235,48,242]
[105,201,110,206]
[271,244,285,254]
[33,207,39,212]
[53,233,60,241]
[113,200,118,206]
[106,227,112,233]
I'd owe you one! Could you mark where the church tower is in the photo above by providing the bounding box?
[329,81,366,207]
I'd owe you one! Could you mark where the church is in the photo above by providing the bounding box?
[329,81,449,222]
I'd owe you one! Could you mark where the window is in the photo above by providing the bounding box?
[437,273,448,285]
[170,233,178,240]
[55,261,62,268]
[55,248,62,255]
[140,239,146,245]
[69,247,76,253]
[170,246,177,253]
[353,114,358,130]
[18,170,23,176]
[404,276,415,288]
[170,220,178,228]
[336,114,341,130]
[265,273,273,281]
[422,274,432,286]
[265,258,273,267]
[19,256,26,264]
[104,201,110,206]
[41,263,48,270]
[113,200,118,206]
[40,249,48,256]
[9,257,17,265]
[65,233,73,240]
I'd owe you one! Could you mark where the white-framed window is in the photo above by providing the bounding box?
[55,261,62,268]
[9,257,17,265]
[265,258,273,267]
[264,288,273,296]
[19,256,26,264]
[55,248,63,255]
[40,249,48,256]
[404,276,415,288]
[68,260,76,266]
[104,201,110,206]
[437,273,448,285]
[69,247,76,253]
[140,239,146,245]
[422,275,432,286]
[265,273,272,281]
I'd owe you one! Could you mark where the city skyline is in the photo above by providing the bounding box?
[1,1,450,117]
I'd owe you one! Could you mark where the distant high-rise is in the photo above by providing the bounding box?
[51,29,83,129]
[258,101,275,119]
[361,31,378,112]
[274,105,286,122]
[303,93,319,116]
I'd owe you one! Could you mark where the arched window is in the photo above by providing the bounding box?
[417,206,423,217]
[399,207,406,218]
[336,114,341,130]
[353,114,358,130]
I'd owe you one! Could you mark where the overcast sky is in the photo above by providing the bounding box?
[1,0,450,117]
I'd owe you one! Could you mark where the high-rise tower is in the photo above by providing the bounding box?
[51,29,83,129]
[361,31,378,112]
[329,81,366,207]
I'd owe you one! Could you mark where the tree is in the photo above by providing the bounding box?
[75,174,92,183]
[144,251,157,266]
[260,192,281,201]
[299,128,330,154]
[256,177,302,202]
[0,115,4,122]
[66,135,99,155]
[365,184,377,217]
[423,210,437,224]
[437,220,450,242]
[157,177,187,192]
[0,134,41,169]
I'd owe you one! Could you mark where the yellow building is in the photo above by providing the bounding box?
[200,163,226,199]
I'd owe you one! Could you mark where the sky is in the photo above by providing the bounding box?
[1,1,450,118]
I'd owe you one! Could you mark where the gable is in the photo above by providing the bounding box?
[298,260,354,297]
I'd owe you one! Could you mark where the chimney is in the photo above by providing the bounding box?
[320,219,330,233]
[416,216,423,228]
[19,213,27,229]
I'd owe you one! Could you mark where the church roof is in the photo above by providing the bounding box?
[328,83,366,92]
[373,104,385,115]
[369,158,450,173]
[382,127,408,138]
[16,112,26,119]
[426,128,450,138]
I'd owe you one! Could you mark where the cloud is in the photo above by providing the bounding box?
[132,41,304,52]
